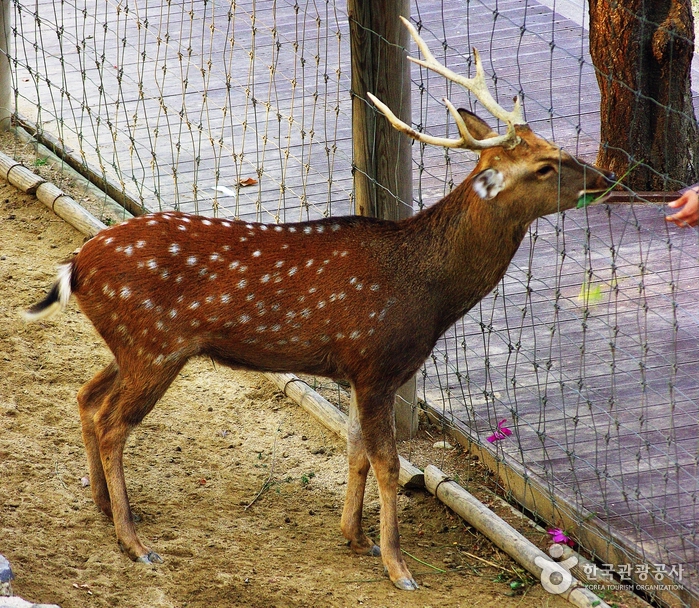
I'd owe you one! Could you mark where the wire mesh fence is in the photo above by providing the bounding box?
[5,0,699,605]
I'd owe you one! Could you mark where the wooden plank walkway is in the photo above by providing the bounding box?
[14,0,699,604]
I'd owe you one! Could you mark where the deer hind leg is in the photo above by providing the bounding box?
[92,360,185,564]
[77,360,120,518]
[356,385,417,591]
[340,387,380,557]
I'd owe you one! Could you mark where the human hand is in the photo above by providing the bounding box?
[666,188,699,227]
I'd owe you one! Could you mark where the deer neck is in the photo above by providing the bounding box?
[405,180,530,332]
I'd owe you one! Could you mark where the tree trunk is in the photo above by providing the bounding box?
[588,0,699,191]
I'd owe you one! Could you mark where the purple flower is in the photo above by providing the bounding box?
[486,419,512,443]
[548,528,575,547]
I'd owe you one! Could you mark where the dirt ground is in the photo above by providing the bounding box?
[0,145,646,608]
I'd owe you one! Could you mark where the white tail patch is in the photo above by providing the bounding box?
[23,263,74,321]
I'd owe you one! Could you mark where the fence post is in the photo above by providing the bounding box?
[0,0,11,130]
[348,0,418,439]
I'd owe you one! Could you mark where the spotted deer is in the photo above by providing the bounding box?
[25,17,615,591]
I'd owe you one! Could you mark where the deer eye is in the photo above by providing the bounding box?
[536,165,556,178]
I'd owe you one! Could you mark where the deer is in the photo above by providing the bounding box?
[25,17,615,591]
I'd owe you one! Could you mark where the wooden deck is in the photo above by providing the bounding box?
[14,0,699,604]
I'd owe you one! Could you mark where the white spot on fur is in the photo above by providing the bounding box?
[147,259,158,270]
[252,250,262,257]
[189,301,200,310]
[120,286,132,299]
[220,293,231,304]
[186,256,198,266]
[239,314,251,324]
[472,168,505,200]
[237,279,248,289]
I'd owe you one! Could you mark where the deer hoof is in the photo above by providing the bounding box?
[393,577,419,591]
[137,551,163,565]
[367,544,381,557]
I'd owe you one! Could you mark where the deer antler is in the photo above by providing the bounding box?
[368,16,525,151]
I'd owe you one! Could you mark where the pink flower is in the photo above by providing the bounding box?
[548,528,574,547]
[486,419,512,443]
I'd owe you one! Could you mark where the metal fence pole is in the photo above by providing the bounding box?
[0,0,11,130]
[348,0,418,439]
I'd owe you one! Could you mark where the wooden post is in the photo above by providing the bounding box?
[347,0,418,440]
[0,0,11,130]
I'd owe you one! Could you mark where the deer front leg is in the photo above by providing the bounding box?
[356,387,418,591]
[340,388,380,556]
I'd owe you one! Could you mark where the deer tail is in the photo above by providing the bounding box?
[24,262,75,321]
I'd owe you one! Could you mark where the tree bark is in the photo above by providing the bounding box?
[588,0,699,191]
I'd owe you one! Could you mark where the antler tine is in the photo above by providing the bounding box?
[368,91,520,151]
[368,17,525,151]
[401,16,524,127]
[392,16,525,151]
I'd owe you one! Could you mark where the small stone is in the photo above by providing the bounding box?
[433,440,453,450]
[0,553,13,584]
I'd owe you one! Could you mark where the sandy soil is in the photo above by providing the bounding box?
[0,146,644,608]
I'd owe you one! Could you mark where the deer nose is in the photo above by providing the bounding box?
[605,171,617,186]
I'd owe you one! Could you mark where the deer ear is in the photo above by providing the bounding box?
[472,168,505,200]
[457,108,498,141]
